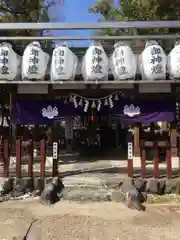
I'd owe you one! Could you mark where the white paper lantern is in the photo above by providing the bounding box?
[167,41,180,79]
[0,42,20,80]
[141,41,166,80]
[82,42,108,81]
[50,43,78,81]
[21,41,49,80]
[111,41,137,80]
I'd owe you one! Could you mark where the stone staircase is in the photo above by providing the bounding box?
[60,172,124,201]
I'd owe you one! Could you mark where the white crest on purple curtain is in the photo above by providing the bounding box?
[42,106,58,119]
[123,104,140,117]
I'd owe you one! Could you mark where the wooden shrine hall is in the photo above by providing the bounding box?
[0,21,180,180]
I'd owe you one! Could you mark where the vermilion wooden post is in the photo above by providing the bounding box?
[0,137,3,177]
[3,140,9,177]
[166,141,172,179]
[127,130,133,177]
[153,142,159,178]
[128,157,133,177]
[52,142,58,177]
[40,138,45,178]
[16,138,21,178]
[53,158,58,177]
[140,140,146,179]
[178,136,180,177]
[52,124,59,177]
[27,140,33,178]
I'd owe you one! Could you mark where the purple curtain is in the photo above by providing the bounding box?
[12,100,83,125]
[106,98,175,123]
[13,98,175,125]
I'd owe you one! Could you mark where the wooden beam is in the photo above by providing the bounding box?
[134,124,140,157]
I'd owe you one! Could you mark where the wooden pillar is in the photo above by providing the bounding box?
[8,90,14,170]
[133,124,141,168]
[166,141,172,179]
[52,124,58,177]
[1,91,12,178]
[0,136,4,177]
[153,141,159,179]
[170,122,179,172]
[3,139,9,177]
[127,129,133,178]
[27,140,33,178]
[16,138,21,178]
[40,138,45,178]
[134,125,140,156]
[140,140,146,179]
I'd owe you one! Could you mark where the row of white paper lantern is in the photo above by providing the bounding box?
[0,40,180,81]
[0,41,78,81]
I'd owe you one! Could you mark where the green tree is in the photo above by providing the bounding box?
[89,0,180,50]
[89,0,180,25]
[0,0,55,129]
[0,0,55,53]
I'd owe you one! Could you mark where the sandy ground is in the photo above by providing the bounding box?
[0,200,180,239]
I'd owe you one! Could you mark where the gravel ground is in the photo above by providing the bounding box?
[0,200,180,239]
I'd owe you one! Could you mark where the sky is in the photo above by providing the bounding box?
[48,0,100,47]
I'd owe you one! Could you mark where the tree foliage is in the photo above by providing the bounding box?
[0,0,55,53]
[89,0,180,50]
[0,0,53,30]
[0,0,55,128]
[89,0,180,34]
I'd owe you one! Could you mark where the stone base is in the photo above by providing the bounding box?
[0,177,13,195]
[0,177,179,203]
[14,178,34,193]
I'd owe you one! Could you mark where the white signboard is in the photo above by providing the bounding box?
[127,142,133,160]
[53,142,58,160]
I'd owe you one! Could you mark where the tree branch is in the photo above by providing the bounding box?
[0,5,32,15]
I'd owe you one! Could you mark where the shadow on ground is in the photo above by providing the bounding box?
[8,166,179,179]
[59,167,179,179]
[58,148,127,164]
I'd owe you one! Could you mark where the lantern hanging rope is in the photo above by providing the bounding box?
[65,91,123,112]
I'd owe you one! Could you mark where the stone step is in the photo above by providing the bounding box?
[61,186,110,202]
[62,173,124,188]
[63,176,104,187]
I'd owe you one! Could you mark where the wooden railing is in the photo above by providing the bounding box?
[0,136,179,180]
[128,139,178,179]
[0,138,58,178]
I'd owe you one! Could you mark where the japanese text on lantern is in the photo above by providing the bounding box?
[55,49,65,75]
[150,46,163,74]
[91,47,102,74]
[114,49,127,75]
[0,49,9,74]
[28,48,39,75]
